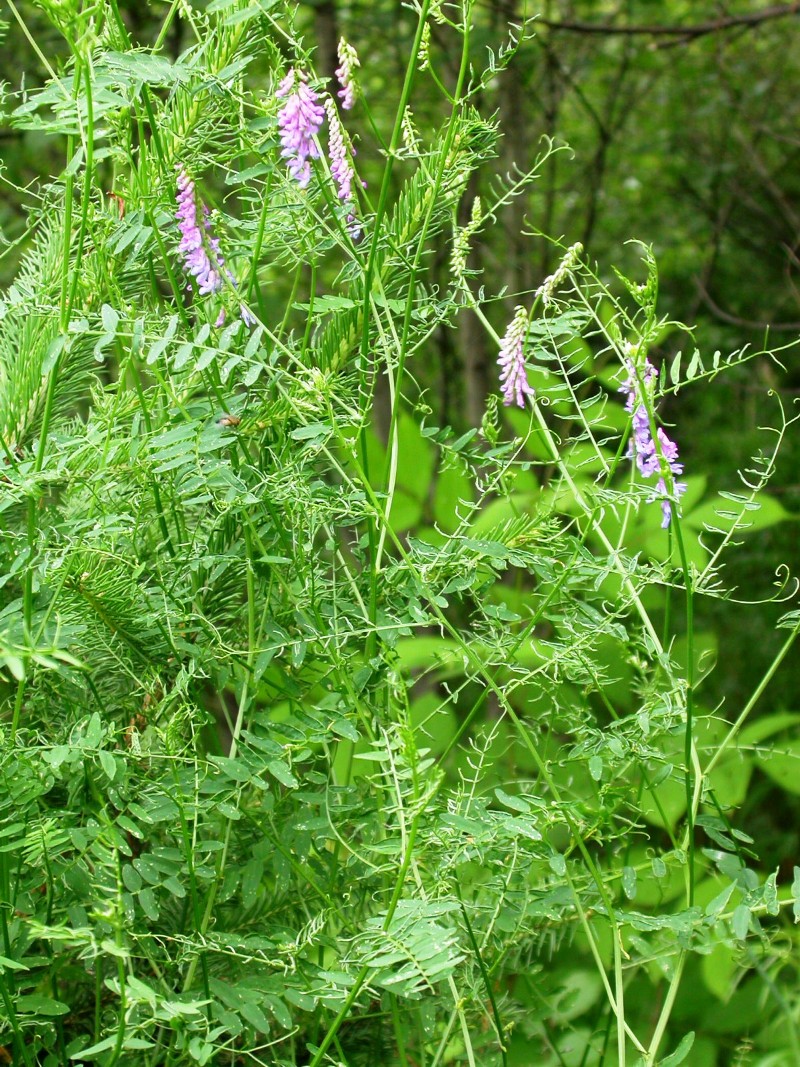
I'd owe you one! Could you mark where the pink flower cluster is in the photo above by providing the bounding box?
[275,66,363,237]
[175,169,256,328]
[175,169,225,295]
[621,357,686,528]
[335,39,359,111]
[497,306,534,408]
[325,97,354,204]
[276,69,325,189]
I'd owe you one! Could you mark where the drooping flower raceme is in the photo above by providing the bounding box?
[335,39,360,110]
[276,69,325,188]
[324,97,361,239]
[451,195,482,280]
[175,169,256,328]
[621,356,687,528]
[419,23,431,71]
[535,242,583,307]
[401,107,419,156]
[625,358,658,477]
[325,97,354,204]
[176,169,224,295]
[497,306,534,408]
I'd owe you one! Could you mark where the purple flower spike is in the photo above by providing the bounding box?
[497,306,534,408]
[276,69,325,188]
[336,39,360,111]
[323,97,361,238]
[621,355,686,528]
[325,98,354,203]
[176,169,224,295]
[175,169,255,329]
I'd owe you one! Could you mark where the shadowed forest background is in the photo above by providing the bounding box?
[2,2,800,1064]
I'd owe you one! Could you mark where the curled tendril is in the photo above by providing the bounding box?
[721,565,800,606]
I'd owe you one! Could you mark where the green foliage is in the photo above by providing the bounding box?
[0,2,799,1066]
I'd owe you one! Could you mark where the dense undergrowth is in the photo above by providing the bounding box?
[0,2,799,1065]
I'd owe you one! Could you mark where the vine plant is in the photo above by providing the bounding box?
[0,1,798,1065]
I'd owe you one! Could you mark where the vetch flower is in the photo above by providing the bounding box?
[419,23,431,71]
[325,97,354,203]
[497,306,534,408]
[535,242,583,307]
[623,357,658,476]
[621,355,686,528]
[401,107,419,155]
[175,169,224,295]
[451,195,482,280]
[175,169,254,328]
[335,39,360,110]
[324,97,362,239]
[276,69,325,188]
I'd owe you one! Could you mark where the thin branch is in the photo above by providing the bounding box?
[696,279,800,331]
[538,2,800,42]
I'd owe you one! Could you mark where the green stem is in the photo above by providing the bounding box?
[704,616,800,780]
[373,0,474,583]
[0,974,33,1067]
[455,880,508,1066]
[105,852,128,1067]
[671,516,695,907]
[14,45,94,738]
[182,525,258,995]
[645,952,686,1064]
[359,0,432,663]
[309,814,423,1067]
[170,765,212,1009]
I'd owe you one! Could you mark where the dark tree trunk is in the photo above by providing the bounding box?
[311,0,340,85]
